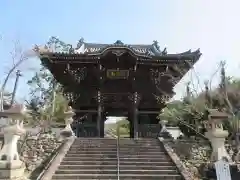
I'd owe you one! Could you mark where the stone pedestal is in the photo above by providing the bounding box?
[204,109,231,162]
[0,104,26,179]
[234,133,240,163]
[205,164,240,180]
[59,106,75,141]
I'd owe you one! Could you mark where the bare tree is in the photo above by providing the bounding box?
[157,58,225,138]
[0,38,35,111]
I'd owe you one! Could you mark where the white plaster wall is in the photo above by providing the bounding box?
[167,127,183,139]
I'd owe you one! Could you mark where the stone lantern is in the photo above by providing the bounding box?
[59,106,75,140]
[160,120,168,133]
[204,109,231,162]
[0,104,26,179]
[159,120,172,139]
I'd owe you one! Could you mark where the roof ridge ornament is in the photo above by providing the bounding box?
[114,40,124,45]
[162,47,167,55]
[76,37,84,49]
[152,40,165,55]
[152,40,160,52]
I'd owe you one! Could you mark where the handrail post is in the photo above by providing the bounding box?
[117,125,120,180]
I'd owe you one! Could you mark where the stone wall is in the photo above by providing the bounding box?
[162,139,212,178]
[12,131,62,179]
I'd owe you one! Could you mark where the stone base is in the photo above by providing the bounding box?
[158,131,173,139]
[0,161,25,179]
[211,150,232,162]
[204,164,240,180]
[58,130,76,141]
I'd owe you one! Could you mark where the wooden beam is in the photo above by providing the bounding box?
[73,109,159,115]
[138,111,159,114]
[73,109,97,113]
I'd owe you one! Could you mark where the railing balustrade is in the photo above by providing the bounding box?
[117,125,120,180]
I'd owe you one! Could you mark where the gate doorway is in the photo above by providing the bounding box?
[104,116,129,138]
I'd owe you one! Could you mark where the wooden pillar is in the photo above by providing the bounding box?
[97,91,102,138]
[128,91,140,138]
[132,92,139,139]
[100,113,106,138]
[97,62,104,138]
[133,108,138,139]
[128,114,134,138]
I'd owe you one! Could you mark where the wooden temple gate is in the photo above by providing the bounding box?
[38,39,201,138]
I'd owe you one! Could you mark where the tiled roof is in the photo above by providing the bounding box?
[75,40,166,56]
[37,39,201,61]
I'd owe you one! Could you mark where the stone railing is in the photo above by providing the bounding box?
[35,137,75,180]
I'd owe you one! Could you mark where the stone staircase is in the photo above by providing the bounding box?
[51,138,183,180]
[51,138,118,179]
[118,138,183,180]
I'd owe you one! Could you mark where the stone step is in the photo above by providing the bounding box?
[74,139,116,141]
[119,142,159,145]
[118,142,159,144]
[118,169,178,175]
[65,154,118,158]
[63,156,170,161]
[63,157,117,161]
[119,157,171,161]
[122,165,176,170]
[70,145,117,149]
[58,164,117,170]
[68,148,164,153]
[60,160,173,166]
[119,139,158,142]
[69,147,117,152]
[58,164,177,170]
[119,141,159,145]
[52,174,118,180]
[52,174,182,180]
[67,151,167,157]
[67,151,118,154]
[55,169,118,174]
[73,139,116,141]
[134,141,159,143]
[69,148,117,151]
[65,153,168,158]
[118,145,161,148]
[66,153,118,156]
[71,142,117,145]
[69,147,163,150]
[55,169,178,175]
[61,160,118,165]
[119,138,157,141]
[72,143,117,146]
[73,141,117,143]
[119,147,164,151]
[119,152,167,155]
[119,153,169,160]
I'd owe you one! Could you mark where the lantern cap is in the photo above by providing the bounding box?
[208,109,229,120]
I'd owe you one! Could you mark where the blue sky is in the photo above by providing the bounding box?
[0,0,240,107]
